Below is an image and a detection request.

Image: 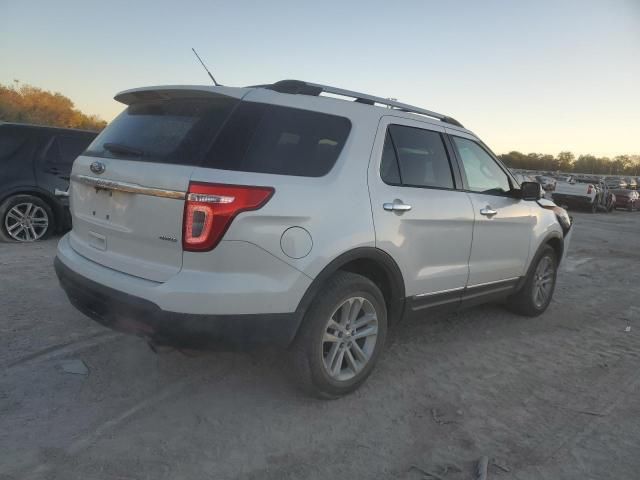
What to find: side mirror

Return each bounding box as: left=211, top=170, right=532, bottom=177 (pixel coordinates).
left=520, top=181, right=541, bottom=201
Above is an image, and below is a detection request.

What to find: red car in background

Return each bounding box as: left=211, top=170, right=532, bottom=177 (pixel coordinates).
left=612, top=189, right=639, bottom=211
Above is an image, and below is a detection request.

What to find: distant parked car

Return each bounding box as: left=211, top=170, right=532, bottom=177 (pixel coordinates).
left=535, top=175, right=556, bottom=191
left=0, top=123, right=98, bottom=242
left=624, top=177, right=637, bottom=190
left=555, top=175, right=575, bottom=184
left=553, top=177, right=614, bottom=213
left=606, top=177, right=628, bottom=189
left=611, top=189, right=639, bottom=211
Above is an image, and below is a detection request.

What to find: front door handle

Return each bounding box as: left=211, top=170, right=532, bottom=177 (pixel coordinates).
left=383, top=201, right=412, bottom=212
left=480, top=206, right=498, bottom=217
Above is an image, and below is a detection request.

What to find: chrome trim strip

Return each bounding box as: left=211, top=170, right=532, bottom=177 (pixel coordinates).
left=414, top=277, right=520, bottom=298
left=466, top=277, right=520, bottom=289
left=414, top=286, right=465, bottom=298
left=72, top=174, right=186, bottom=200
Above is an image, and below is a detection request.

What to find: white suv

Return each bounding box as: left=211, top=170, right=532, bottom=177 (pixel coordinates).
left=55, top=80, right=573, bottom=398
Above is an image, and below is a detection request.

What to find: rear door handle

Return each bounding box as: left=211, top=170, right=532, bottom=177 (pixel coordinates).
left=383, top=201, right=412, bottom=212
left=480, top=206, right=498, bottom=217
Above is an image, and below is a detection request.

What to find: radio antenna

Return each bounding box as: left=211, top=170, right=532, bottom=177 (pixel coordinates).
left=191, top=48, right=221, bottom=86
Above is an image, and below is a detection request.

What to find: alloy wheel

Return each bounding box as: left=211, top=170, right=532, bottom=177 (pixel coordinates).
left=321, top=296, right=378, bottom=381
left=4, top=202, right=49, bottom=241
left=532, top=256, right=555, bottom=309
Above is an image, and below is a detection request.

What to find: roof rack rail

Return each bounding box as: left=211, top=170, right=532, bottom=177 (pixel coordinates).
left=254, top=80, right=464, bottom=128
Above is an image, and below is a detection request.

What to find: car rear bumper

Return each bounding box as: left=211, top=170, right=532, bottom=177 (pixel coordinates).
left=54, top=257, right=302, bottom=348
left=54, top=230, right=310, bottom=348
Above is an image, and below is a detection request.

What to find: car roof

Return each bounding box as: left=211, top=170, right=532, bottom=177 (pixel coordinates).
left=114, top=84, right=477, bottom=138
left=0, top=122, right=99, bottom=135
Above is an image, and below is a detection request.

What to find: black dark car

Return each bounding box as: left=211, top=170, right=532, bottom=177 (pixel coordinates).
left=0, top=122, right=98, bottom=242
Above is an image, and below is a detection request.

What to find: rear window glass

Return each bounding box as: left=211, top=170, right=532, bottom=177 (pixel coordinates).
left=204, top=102, right=351, bottom=177
left=85, top=97, right=239, bottom=165
left=85, top=97, right=351, bottom=176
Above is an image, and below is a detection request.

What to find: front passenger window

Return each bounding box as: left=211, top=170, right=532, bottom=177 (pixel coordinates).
left=452, top=136, right=511, bottom=194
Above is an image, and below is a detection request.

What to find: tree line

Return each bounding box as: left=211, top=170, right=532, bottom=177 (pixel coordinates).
left=0, top=81, right=106, bottom=131
left=498, top=151, right=640, bottom=176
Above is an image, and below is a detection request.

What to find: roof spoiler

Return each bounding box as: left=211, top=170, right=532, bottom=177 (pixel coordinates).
left=114, top=85, right=249, bottom=105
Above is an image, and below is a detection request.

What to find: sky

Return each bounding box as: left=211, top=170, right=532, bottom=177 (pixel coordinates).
left=1, top=0, right=639, bottom=157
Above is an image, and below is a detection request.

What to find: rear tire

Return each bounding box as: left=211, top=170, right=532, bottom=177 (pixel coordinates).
left=0, top=195, right=55, bottom=242
left=507, top=245, right=558, bottom=317
left=290, top=271, right=387, bottom=399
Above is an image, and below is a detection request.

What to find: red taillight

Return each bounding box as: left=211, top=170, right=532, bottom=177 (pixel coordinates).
left=587, top=185, right=593, bottom=194
left=182, top=182, right=274, bottom=252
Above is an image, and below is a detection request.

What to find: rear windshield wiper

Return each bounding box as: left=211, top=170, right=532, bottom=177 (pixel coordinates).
left=103, top=142, right=144, bottom=157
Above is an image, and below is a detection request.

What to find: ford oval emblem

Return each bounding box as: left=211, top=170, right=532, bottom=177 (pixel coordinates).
left=90, top=161, right=106, bottom=174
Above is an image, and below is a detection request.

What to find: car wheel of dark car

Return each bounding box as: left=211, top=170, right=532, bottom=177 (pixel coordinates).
left=0, top=194, right=55, bottom=242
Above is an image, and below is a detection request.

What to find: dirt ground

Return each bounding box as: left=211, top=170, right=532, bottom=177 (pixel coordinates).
left=1, top=211, right=639, bottom=480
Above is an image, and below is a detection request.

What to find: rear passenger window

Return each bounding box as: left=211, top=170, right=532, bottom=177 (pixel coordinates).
left=380, top=132, right=401, bottom=184
left=381, top=125, right=454, bottom=189
left=53, top=135, right=95, bottom=165
left=205, top=103, right=351, bottom=177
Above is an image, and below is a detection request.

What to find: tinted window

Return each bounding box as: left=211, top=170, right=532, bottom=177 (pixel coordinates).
left=0, top=127, right=29, bottom=160
left=205, top=103, right=351, bottom=177
left=380, top=131, right=401, bottom=184
left=85, top=97, right=238, bottom=165
left=452, top=136, right=511, bottom=194
left=47, top=135, right=95, bottom=165
left=384, top=125, right=454, bottom=189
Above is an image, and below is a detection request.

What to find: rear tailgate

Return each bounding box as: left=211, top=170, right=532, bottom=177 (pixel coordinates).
left=67, top=87, right=245, bottom=282
left=554, top=182, right=593, bottom=199
left=69, top=157, right=192, bottom=282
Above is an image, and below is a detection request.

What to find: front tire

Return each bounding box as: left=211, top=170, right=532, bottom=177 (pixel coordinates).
left=290, top=271, right=388, bottom=399
left=507, top=245, right=558, bottom=317
left=0, top=195, right=55, bottom=242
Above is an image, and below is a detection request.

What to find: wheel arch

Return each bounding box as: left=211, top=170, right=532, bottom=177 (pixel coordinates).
left=514, top=231, right=564, bottom=294
left=546, top=235, right=564, bottom=265
left=292, top=247, right=406, bottom=340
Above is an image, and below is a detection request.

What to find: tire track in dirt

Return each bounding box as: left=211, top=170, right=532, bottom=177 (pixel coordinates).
left=514, top=356, right=640, bottom=478
left=18, top=355, right=238, bottom=480
left=5, top=331, right=121, bottom=369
